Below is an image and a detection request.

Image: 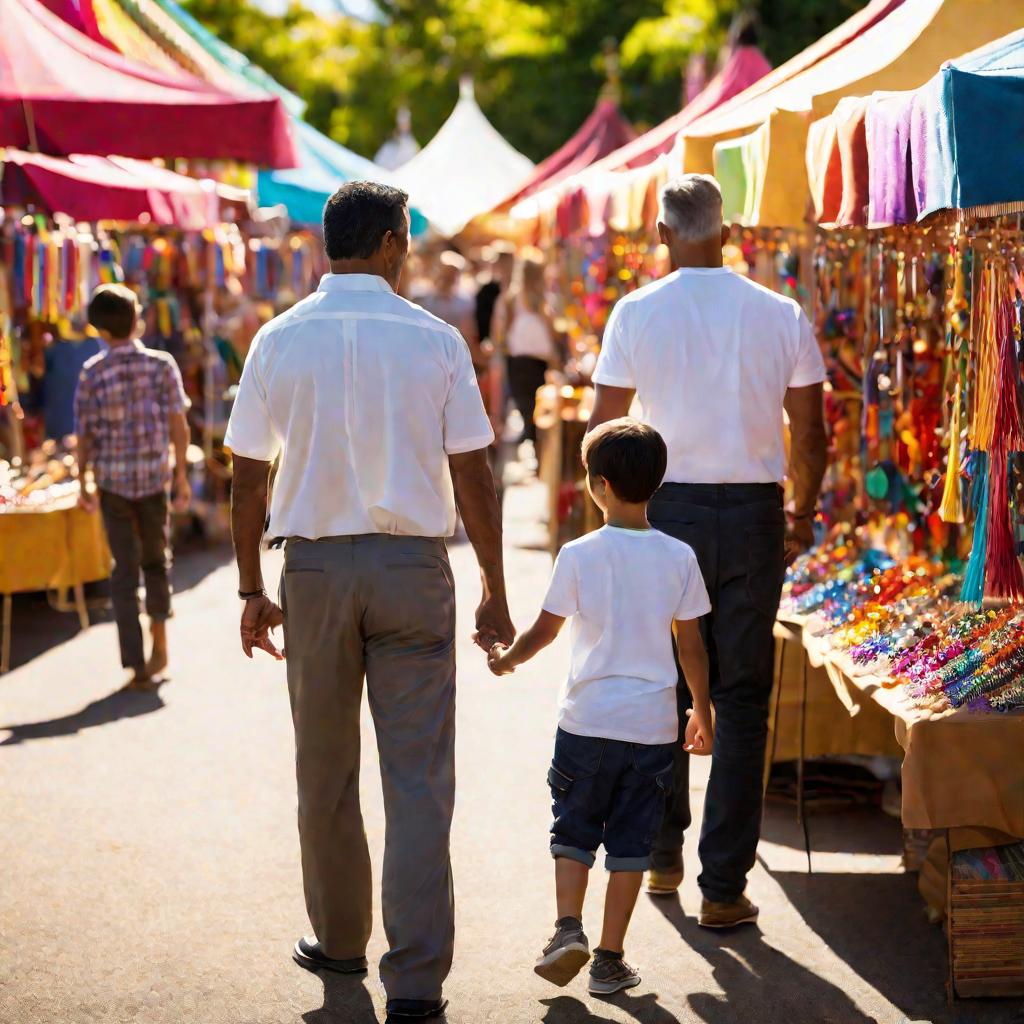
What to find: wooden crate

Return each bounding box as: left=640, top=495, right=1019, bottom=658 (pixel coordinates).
left=949, top=877, right=1024, bottom=997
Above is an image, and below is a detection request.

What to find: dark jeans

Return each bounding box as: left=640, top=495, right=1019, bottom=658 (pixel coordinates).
left=507, top=355, right=548, bottom=443
left=548, top=728, right=674, bottom=872
left=99, top=490, right=172, bottom=670
left=648, top=482, right=785, bottom=902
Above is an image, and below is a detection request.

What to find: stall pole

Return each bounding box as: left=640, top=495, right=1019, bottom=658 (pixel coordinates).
left=202, top=277, right=215, bottom=461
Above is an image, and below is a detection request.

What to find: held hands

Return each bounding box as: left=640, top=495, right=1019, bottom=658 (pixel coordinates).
left=473, top=592, right=516, bottom=652
left=240, top=594, right=285, bottom=660
left=77, top=487, right=99, bottom=514
left=487, top=642, right=515, bottom=676
left=683, top=707, right=714, bottom=755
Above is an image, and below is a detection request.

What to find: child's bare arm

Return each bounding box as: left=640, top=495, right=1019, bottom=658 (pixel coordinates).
left=674, top=618, right=713, bottom=753
left=488, top=610, right=565, bottom=675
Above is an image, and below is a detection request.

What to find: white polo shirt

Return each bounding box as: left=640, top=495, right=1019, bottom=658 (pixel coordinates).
left=593, top=267, right=826, bottom=484
left=224, top=273, right=494, bottom=539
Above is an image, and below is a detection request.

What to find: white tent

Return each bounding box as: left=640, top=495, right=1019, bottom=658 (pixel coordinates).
left=393, top=78, right=534, bottom=236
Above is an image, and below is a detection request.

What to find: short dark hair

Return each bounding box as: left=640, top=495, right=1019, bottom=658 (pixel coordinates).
left=88, top=284, right=140, bottom=340
left=582, top=417, right=668, bottom=504
left=322, top=181, right=409, bottom=260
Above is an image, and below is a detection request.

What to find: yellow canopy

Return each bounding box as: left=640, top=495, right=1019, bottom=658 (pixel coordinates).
left=679, top=0, right=1022, bottom=226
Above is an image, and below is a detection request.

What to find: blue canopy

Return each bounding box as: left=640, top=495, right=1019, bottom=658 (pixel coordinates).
left=258, top=119, right=427, bottom=232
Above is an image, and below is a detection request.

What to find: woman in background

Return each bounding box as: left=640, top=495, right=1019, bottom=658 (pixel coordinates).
left=495, top=250, right=557, bottom=446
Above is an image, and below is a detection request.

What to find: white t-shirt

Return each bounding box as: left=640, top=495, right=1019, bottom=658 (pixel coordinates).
left=542, top=526, right=711, bottom=745
left=224, top=273, right=494, bottom=539
left=593, top=267, right=826, bottom=484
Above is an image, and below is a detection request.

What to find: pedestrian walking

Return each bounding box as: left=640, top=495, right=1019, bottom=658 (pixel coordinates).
left=74, top=284, right=191, bottom=688
left=493, top=250, right=557, bottom=446
left=225, top=182, right=513, bottom=1024
left=587, top=174, right=827, bottom=927
left=488, top=418, right=712, bottom=995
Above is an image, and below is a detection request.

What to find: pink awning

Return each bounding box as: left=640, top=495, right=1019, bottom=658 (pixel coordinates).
left=1, top=148, right=235, bottom=227
left=0, top=0, right=296, bottom=168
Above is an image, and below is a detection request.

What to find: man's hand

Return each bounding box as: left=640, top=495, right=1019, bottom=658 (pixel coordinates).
left=173, top=472, right=192, bottom=515
left=785, top=515, right=815, bottom=565
left=487, top=642, right=515, bottom=676
left=77, top=487, right=98, bottom=514
left=683, top=707, right=713, bottom=755
left=473, top=593, right=515, bottom=651
left=240, top=594, right=285, bottom=660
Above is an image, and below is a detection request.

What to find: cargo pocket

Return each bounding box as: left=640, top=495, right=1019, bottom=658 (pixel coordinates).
left=547, top=764, right=573, bottom=797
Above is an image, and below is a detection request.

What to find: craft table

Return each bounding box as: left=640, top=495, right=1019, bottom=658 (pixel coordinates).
left=0, top=497, right=111, bottom=673
left=774, top=616, right=1024, bottom=998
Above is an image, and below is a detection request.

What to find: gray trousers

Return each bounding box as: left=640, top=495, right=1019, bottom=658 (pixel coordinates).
left=280, top=534, right=457, bottom=1002
left=99, top=489, right=172, bottom=670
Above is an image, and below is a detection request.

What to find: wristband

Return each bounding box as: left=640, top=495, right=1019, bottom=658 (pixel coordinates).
left=238, top=588, right=266, bottom=601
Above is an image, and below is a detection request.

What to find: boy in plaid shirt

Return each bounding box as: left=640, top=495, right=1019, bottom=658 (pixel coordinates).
left=74, top=285, right=191, bottom=687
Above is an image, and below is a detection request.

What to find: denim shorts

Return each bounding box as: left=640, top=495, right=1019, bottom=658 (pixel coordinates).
left=547, top=727, right=675, bottom=872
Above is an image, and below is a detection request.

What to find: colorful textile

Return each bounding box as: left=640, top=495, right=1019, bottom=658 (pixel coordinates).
left=73, top=341, right=189, bottom=500
left=866, top=92, right=916, bottom=225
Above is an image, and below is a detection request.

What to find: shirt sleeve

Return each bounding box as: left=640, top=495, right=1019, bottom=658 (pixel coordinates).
left=442, top=331, right=495, bottom=455
left=224, top=331, right=281, bottom=462
left=164, top=355, right=190, bottom=414
left=73, top=370, right=96, bottom=438
left=674, top=544, right=712, bottom=621
left=789, top=307, right=827, bottom=388
left=542, top=548, right=578, bottom=618
left=592, top=300, right=635, bottom=388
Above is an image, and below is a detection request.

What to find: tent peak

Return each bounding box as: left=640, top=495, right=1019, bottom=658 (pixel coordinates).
left=459, top=75, right=475, bottom=101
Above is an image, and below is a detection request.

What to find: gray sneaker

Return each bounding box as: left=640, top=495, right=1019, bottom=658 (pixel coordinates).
left=534, top=917, right=590, bottom=986
left=588, top=952, right=640, bottom=995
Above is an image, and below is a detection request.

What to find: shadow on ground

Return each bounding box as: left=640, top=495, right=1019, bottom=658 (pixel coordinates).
left=301, top=972, right=377, bottom=1024
left=0, top=683, right=165, bottom=745
left=5, top=542, right=232, bottom=673
left=762, top=800, right=905, bottom=857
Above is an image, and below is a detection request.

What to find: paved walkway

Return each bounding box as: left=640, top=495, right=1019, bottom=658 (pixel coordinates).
left=1, top=483, right=1016, bottom=1024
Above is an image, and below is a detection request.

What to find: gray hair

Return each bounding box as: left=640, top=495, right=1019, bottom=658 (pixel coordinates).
left=659, top=174, right=723, bottom=242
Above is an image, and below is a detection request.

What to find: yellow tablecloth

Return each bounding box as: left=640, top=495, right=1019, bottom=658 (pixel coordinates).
left=0, top=504, right=111, bottom=594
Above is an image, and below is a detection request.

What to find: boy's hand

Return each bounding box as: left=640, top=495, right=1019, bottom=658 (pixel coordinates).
left=173, top=472, right=192, bottom=515
left=77, top=488, right=98, bottom=514
left=487, top=642, right=515, bottom=676
left=683, top=707, right=713, bottom=755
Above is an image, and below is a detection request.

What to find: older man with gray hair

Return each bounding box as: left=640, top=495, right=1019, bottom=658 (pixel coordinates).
left=588, top=173, right=827, bottom=928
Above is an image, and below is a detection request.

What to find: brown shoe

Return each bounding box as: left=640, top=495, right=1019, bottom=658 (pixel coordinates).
left=699, top=894, right=759, bottom=929
left=646, top=867, right=684, bottom=895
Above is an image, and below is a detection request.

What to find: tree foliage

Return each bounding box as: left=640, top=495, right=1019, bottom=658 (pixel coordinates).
left=183, top=0, right=856, bottom=163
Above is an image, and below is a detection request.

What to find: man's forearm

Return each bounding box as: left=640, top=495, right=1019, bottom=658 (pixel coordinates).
left=231, top=456, right=271, bottom=593
left=586, top=384, right=634, bottom=434
left=450, top=450, right=505, bottom=597
left=76, top=435, right=93, bottom=486
left=785, top=385, right=827, bottom=518
left=170, top=412, right=190, bottom=480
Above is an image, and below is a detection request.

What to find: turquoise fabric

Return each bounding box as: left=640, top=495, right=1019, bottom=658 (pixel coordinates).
left=258, top=120, right=427, bottom=232
left=915, top=29, right=1024, bottom=217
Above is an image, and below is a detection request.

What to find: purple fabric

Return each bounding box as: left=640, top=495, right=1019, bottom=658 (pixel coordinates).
left=867, top=93, right=915, bottom=226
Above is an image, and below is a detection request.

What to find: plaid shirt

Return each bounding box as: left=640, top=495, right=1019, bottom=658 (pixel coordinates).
left=74, top=341, right=189, bottom=500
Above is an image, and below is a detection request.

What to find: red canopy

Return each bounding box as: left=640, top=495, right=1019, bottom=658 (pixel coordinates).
left=587, top=45, right=773, bottom=175
left=503, top=98, right=635, bottom=207
left=0, top=0, right=296, bottom=168
left=1, top=149, right=246, bottom=227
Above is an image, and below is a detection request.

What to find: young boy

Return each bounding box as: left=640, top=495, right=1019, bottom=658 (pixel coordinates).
left=74, top=284, right=191, bottom=687
left=488, top=417, right=713, bottom=995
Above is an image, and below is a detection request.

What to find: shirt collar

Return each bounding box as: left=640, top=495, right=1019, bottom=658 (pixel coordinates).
left=318, top=273, right=394, bottom=295
left=672, top=267, right=731, bottom=276
left=106, top=339, right=145, bottom=355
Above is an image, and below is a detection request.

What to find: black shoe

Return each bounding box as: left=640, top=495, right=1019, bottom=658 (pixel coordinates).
left=292, top=936, right=368, bottom=975
left=385, top=998, right=448, bottom=1021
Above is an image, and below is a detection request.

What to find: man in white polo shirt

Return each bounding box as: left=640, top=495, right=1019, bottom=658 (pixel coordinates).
left=225, top=182, right=512, bottom=1024
left=588, top=174, right=827, bottom=929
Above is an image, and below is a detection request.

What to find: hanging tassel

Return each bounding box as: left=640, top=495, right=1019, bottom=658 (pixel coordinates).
left=983, top=298, right=1024, bottom=599
left=961, top=451, right=989, bottom=605
left=940, top=382, right=965, bottom=522
left=985, top=442, right=1024, bottom=599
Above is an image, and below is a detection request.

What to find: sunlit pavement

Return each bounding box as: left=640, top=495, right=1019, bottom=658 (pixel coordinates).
left=0, top=480, right=1014, bottom=1024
